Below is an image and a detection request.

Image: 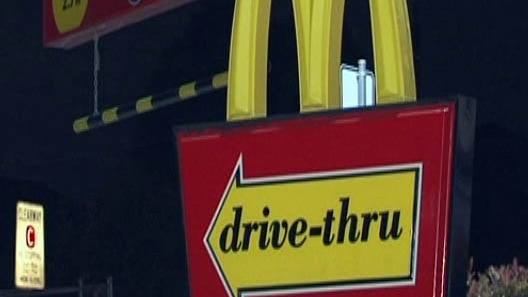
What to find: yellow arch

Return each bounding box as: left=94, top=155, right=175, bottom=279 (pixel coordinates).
left=370, top=0, right=416, bottom=104
left=227, top=0, right=416, bottom=121
left=227, top=0, right=271, bottom=121
left=293, top=0, right=345, bottom=112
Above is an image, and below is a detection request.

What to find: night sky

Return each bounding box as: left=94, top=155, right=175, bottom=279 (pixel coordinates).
left=1, top=1, right=528, bottom=297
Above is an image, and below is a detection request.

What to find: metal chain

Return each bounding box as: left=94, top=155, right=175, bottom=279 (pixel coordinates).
left=93, top=34, right=100, bottom=116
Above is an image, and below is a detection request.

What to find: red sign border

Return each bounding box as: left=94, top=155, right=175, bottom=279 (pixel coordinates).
left=174, top=96, right=476, bottom=297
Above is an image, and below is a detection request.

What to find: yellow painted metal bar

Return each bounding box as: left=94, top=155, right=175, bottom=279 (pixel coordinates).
left=73, top=116, right=89, bottom=133
left=179, top=82, right=198, bottom=100
left=293, top=0, right=345, bottom=112
left=227, top=0, right=271, bottom=121
left=136, top=96, right=154, bottom=114
left=370, top=0, right=416, bottom=104
left=101, top=107, right=119, bottom=124
left=212, top=72, right=228, bottom=89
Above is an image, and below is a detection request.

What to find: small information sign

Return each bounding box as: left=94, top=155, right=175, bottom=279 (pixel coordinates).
left=15, top=201, right=45, bottom=290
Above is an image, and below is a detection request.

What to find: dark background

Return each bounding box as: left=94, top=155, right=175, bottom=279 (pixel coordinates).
left=1, top=1, right=527, bottom=297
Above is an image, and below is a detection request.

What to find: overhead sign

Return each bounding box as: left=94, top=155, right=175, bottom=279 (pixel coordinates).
left=43, top=0, right=198, bottom=48
left=176, top=98, right=476, bottom=297
left=15, top=201, right=45, bottom=289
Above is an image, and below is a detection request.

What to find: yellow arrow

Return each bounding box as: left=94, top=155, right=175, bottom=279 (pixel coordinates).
left=206, top=157, right=422, bottom=297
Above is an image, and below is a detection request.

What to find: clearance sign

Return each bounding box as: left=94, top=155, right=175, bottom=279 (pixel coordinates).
left=176, top=98, right=476, bottom=297
left=15, top=201, right=45, bottom=289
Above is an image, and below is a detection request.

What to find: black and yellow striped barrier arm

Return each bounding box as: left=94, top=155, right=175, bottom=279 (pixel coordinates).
left=73, top=71, right=228, bottom=133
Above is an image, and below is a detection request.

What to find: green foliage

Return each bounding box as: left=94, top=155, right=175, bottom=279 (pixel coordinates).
left=467, top=259, right=528, bottom=297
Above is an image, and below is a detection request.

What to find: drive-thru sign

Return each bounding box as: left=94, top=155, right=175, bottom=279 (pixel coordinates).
left=207, top=160, right=421, bottom=296
left=175, top=98, right=475, bottom=297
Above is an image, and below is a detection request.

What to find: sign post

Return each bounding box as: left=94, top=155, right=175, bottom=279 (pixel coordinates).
left=175, top=97, right=476, bottom=297
left=15, top=201, right=45, bottom=290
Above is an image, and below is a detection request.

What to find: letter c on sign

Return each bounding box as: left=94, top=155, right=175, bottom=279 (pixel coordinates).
left=26, top=226, right=36, bottom=248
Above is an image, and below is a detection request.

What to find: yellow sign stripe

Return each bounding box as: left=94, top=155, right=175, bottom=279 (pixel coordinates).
left=136, top=95, right=154, bottom=113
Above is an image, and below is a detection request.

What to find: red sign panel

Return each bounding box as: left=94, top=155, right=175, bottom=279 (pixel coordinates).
left=175, top=98, right=475, bottom=297
left=43, top=0, right=197, bottom=48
